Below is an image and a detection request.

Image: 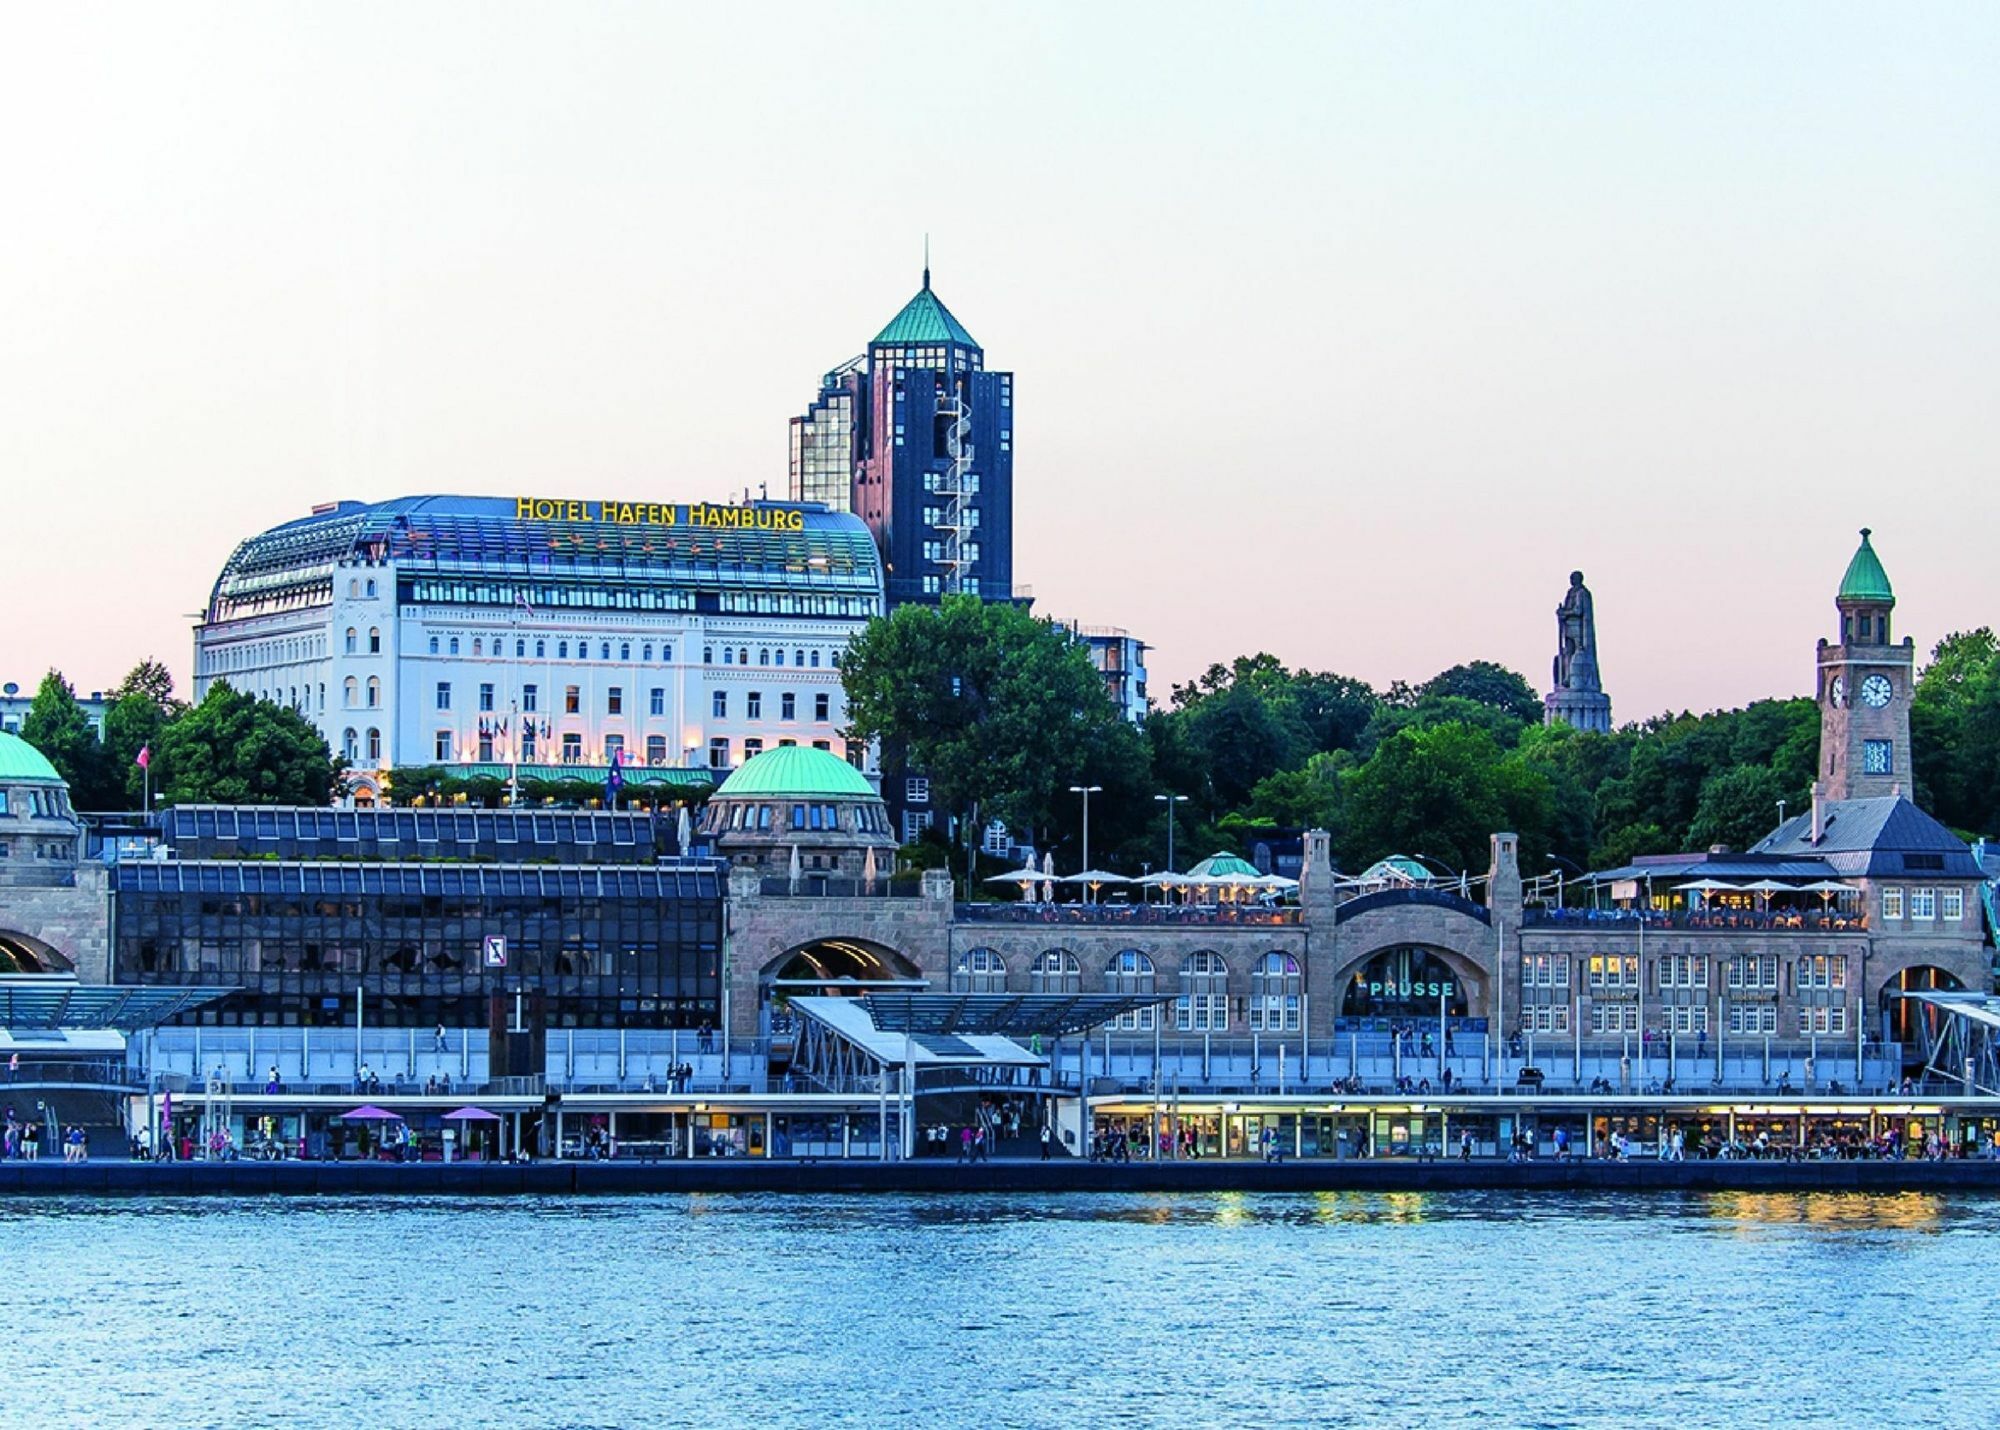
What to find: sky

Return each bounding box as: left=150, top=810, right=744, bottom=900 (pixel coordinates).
left=2, top=3, right=1995, bottom=719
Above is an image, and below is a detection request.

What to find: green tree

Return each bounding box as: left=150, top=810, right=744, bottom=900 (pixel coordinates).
left=1686, top=765, right=1791, bottom=852
left=156, top=682, right=341, bottom=806
left=112, top=657, right=180, bottom=707
left=1338, top=721, right=1554, bottom=874
left=1414, top=660, right=1543, bottom=725
left=841, top=597, right=1150, bottom=869
left=19, top=670, right=116, bottom=807
left=1913, top=629, right=2000, bottom=834
left=98, top=656, right=187, bottom=806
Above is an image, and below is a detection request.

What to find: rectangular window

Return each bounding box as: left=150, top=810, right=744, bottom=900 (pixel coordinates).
left=564, top=686, right=581, bottom=715
left=1829, top=1005, right=1847, bottom=1034
left=815, top=693, right=830, bottom=722
left=708, top=737, right=730, bottom=769
left=743, top=737, right=763, bottom=759
left=1942, top=888, right=1965, bottom=921
left=607, top=687, right=624, bottom=716
left=781, top=692, right=796, bottom=721
left=1882, top=886, right=1903, bottom=920
left=434, top=730, right=453, bottom=761
left=435, top=682, right=451, bottom=711
left=902, top=809, right=934, bottom=843
left=479, top=683, right=495, bottom=712
left=905, top=777, right=930, bottom=804
left=650, top=688, right=666, bottom=717
left=522, top=684, right=538, bottom=713
left=561, top=732, right=582, bottom=763
left=712, top=690, right=727, bottom=719
left=1909, top=887, right=1936, bottom=921
left=747, top=692, right=763, bottom=720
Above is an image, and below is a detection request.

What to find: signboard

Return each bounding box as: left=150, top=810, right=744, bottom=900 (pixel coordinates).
left=514, top=497, right=805, bottom=532
left=1610, top=879, right=1639, bottom=902
left=483, top=935, right=508, bottom=969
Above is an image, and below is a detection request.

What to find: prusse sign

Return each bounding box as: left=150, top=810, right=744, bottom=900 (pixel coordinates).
left=514, top=497, right=805, bottom=532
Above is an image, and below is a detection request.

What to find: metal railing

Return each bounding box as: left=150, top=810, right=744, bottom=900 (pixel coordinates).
left=756, top=878, right=926, bottom=899
left=955, top=904, right=1303, bottom=926
left=1523, top=907, right=1869, bottom=933
left=0, top=1060, right=138, bottom=1089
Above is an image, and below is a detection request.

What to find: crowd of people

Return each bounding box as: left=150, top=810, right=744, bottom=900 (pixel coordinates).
left=1, top=1103, right=90, bottom=1161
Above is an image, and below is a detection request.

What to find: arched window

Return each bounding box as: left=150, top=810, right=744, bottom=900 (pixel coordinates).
left=449, top=637, right=460, bottom=656
left=642, top=643, right=653, bottom=662
left=366, top=676, right=380, bottom=709
left=366, top=728, right=381, bottom=762
left=473, top=639, right=483, bottom=657
left=951, top=948, right=1008, bottom=994
left=810, top=650, right=820, bottom=668
left=1029, top=949, right=1082, bottom=995
left=368, top=627, right=381, bottom=654
left=341, top=728, right=358, bottom=761
left=365, top=578, right=377, bottom=598
left=620, top=643, right=631, bottom=661
left=1107, top=949, right=1157, bottom=1030
left=739, top=648, right=748, bottom=666
left=1250, top=951, right=1302, bottom=1032
left=429, top=637, right=439, bottom=655
left=794, top=649, right=805, bottom=667
left=535, top=641, right=545, bottom=659
left=600, top=642, right=610, bottom=661
left=342, top=677, right=358, bottom=708
left=1177, top=951, right=1229, bottom=1032
left=344, top=628, right=357, bottom=655
left=759, top=649, right=770, bottom=666
left=723, top=648, right=733, bottom=665
left=558, top=641, right=569, bottom=659
left=515, top=640, right=525, bottom=658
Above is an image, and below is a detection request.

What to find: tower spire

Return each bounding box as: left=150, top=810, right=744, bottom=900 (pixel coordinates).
left=923, top=233, right=930, bottom=291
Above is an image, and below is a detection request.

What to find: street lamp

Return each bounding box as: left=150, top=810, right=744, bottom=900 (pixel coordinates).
left=1068, top=785, right=1103, bottom=898
left=1154, top=792, right=1188, bottom=874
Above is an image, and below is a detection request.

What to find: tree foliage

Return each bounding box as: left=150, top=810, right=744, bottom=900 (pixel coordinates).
left=20, top=670, right=117, bottom=807
left=155, top=682, right=343, bottom=806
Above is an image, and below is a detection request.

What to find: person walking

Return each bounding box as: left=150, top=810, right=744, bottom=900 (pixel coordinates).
left=433, top=1024, right=448, bottom=1054
left=1458, top=1128, right=1473, bottom=1160
left=1039, top=1122, right=1052, bottom=1161
left=959, top=1125, right=973, bottom=1163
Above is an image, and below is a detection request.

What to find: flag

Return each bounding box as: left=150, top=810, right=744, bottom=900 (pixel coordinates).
left=515, top=593, right=535, bottom=616
left=135, top=745, right=151, bottom=769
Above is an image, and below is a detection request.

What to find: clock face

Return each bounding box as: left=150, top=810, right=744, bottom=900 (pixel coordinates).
left=1829, top=675, right=1845, bottom=708
left=1861, top=674, right=1893, bottom=709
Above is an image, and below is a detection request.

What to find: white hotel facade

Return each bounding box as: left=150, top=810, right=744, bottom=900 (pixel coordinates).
left=193, top=495, right=882, bottom=803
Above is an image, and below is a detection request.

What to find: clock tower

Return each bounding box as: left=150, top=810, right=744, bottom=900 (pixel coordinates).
left=1816, top=528, right=1914, bottom=801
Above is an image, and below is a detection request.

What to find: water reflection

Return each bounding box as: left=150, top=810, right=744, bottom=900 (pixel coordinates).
left=4, top=1192, right=1998, bottom=1428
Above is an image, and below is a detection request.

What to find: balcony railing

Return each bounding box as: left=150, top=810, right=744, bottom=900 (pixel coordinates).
left=1524, top=907, right=1869, bottom=933
left=757, top=878, right=926, bottom=899
left=954, top=903, right=1303, bottom=926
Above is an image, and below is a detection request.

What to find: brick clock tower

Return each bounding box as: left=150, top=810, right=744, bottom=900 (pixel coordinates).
left=1816, top=529, right=1914, bottom=801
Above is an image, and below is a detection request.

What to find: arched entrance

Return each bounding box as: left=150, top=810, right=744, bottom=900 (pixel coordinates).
left=0, top=931, right=74, bottom=975
left=760, top=938, right=923, bottom=1068
left=1883, top=965, right=1965, bottom=1054
left=1339, top=946, right=1473, bottom=1020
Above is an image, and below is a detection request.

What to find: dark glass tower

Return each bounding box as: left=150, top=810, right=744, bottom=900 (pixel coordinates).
left=790, top=268, right=1015, bottom=607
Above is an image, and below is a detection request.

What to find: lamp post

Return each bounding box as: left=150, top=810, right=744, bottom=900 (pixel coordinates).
left=1069, top=784, right=1103, bottom=899
left=1154, top=792, right=1188, bottom=874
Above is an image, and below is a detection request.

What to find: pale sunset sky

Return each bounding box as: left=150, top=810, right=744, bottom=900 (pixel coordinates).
left=2, top=4, right=1994, bottom=716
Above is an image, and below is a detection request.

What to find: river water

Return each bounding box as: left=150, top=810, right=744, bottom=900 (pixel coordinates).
left=5, top=1190, right=1989, bottom=1428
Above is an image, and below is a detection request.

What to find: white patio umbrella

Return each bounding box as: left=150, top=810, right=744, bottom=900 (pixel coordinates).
left=1741, top=879, right=1791, bottom=909
left=676, top=803, right=693, bottom=852
left=788, top=843, right=802, bottom=893
left=1041, top=850, right=1056, bottom=904
left=863, top=845, right=879, bottom=890
left=1673, top=879, right=1738, bottom=892
left=1059, top=869, right=1129, bottom=904
left=985, top=868, right=1042, bottom=901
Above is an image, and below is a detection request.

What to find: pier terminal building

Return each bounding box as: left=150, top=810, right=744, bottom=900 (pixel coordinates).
left=1, top=535, right=1996, bottom=1160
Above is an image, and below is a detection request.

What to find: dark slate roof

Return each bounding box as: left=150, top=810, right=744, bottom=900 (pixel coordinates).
left=1748, top=796, right=1984, bottom=879
left=1586, top=854, right=1838, bottom=884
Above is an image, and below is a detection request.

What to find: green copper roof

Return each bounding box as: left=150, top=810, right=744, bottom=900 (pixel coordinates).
left=871, top=276, right=979, bottom=348
left=0, top=731, right=64, bottom=784
left=1185, top=851, right=1260, bottom=880
left=1837, top=528, right=1895, bottom=605
left=713, top=746, right=879, bottom=802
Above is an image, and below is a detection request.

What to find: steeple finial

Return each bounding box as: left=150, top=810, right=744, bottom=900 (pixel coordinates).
left=923, top=233, right=930, bottom=290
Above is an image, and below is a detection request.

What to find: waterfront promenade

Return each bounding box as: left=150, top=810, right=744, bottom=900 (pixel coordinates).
left=6, top=1155, right=2000, bottom=1197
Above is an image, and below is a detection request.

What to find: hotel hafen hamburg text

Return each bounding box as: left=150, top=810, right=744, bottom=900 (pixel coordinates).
left=5, top=530, right=1994, bottom=1116
left=192, top=495, right=882, bottom=803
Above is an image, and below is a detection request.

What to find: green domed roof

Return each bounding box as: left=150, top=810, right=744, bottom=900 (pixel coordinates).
left=713, top=746, right=879, bottom=801
left=1837, top=528, right=1894, bottom=605
left=0, top=731, right=64, bottom=783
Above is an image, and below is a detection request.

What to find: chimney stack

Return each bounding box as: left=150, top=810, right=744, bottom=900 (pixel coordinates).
left=1810, top=782, right=1825, bottom=844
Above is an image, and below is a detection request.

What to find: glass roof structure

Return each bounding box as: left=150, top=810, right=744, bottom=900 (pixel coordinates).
left=860, top=992, right=1180, bottom=1040
left=0, top=978, right=237, bottom=1031
left=207, top=495, right=883, bottom=620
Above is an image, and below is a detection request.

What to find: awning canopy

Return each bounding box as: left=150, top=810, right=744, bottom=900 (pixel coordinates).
left=0, top=977, right=238, bottom=1032
left=860, top=992, right=1180, bottom=1040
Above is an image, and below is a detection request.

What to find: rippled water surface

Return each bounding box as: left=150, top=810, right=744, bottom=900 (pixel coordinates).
left=5, top=1190, right=1992, bottom=1428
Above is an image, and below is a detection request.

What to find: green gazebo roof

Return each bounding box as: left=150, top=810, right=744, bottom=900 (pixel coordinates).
left=713, top=746, right=879, bottom=801
left=1185, top=851, right=1260, bottom=880
left=871, top=277, right=979, bottom=348
left=0, top=732, right=63, bottom=784
left=1837, top=528, right=1894, bottom=605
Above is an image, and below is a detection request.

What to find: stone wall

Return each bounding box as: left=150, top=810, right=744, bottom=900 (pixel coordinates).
left=0, top=865, right=111, bottom=981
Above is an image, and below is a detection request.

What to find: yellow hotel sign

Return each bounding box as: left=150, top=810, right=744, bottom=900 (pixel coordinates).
left=514, top=497, right=805, bottom=532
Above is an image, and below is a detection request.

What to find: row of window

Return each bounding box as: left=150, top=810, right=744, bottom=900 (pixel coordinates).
left=711, top=691, right=832, bottom=722
left=1881, top=887, right=1965, bottom=921
left=1549, top=1004, right=1857, bottom=1038
left=416, top=636, right=844, bottom=670
left=947, top=950, right=1303, bottom=1033
left=426, top=731, right=845, bottom=767
left=1530, top=953, right=1857, bottom=994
